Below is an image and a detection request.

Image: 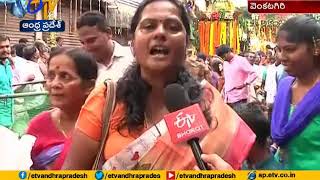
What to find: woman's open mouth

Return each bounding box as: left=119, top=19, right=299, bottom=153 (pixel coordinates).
left=150, top=45, right=170, bottom=59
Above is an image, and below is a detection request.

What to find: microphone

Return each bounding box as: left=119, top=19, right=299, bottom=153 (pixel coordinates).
left=164, top=83, right=210, bottom=170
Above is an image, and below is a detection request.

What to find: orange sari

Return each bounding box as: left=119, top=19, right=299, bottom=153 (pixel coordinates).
left=76, top=82, right=256, bottom=170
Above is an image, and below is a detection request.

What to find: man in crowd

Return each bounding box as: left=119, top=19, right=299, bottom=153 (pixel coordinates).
left=216, top=45, right=257, bottom=108
left=18, top=38, right=28, bottom=44
left=76, top=11, right=133, bottom=85
left=246, top=52, right=256, bottom=66
left=0, top=34, right=14, bottom=128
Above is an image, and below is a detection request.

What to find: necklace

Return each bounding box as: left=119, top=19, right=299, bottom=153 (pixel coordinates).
left=57, top=117, right=67, bottom=137
left=54, top=109, right=68, bottom=138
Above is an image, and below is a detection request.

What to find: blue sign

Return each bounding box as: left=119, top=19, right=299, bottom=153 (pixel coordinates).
left=95, top=171, right=104, bottom=180
left=26, top=0, right=44, bottom=14
left=20, top=20, right=65, bottom=32
left=18, top=171, right=27, bottom=179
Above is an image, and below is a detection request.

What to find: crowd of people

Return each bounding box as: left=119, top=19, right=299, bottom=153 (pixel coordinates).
left=0, top=0, right=319, bottom=171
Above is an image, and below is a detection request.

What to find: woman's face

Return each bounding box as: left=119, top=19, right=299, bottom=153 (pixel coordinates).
left=46, top=54, right=89, bottom=110
left=132, top=1, right=187, bottom=75
left=276, top=31, right=315, bottom=76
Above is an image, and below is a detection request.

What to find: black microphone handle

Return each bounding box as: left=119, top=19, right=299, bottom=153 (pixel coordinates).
left=187, top=138, right=209, bottom=170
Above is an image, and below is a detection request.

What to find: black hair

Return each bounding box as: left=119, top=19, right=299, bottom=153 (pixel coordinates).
left=18, top=38, right=28, bottom=44
left=48, top=47, right=98, bottom=81
left=277, top=15, right=320, bottom=46
left=22, top=45, right=37, bottom=61
left=56, top=37, right=62, bottom=42
left=197, top=52, right=207, bottom=62
left=129, top=0, right=191, bottom=38
left=0, top=34, right=10, bottom=42
left=76, top=11, right=111, bottom=33
left=233, top=102, right=270, bottom=146
left=34, top=40, right=49, bottom=54
left=216, top=44, right=231, bottom=57
left=238, top=52, right=245, bottom=57
left=117, top=63, right=212, bottom=133
left=210, top=58, right=223, bottom=76
left=256, top=51, right=266, bottom=57
left=14, top=43, right=27, bottom=57
left=51, top=46, right=60, bottom=53
left=11, top=45, right=16, bottom=56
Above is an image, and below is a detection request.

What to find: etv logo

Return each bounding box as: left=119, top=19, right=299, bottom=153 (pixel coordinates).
left=166, top=171, right=175, bottom=180
left=174, top=111, right=195, bottom=129
left=26, top=0, right=59, bottom=14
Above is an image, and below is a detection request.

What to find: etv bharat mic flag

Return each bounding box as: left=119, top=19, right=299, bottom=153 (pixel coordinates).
left=102, top=83, right=255, bottom=170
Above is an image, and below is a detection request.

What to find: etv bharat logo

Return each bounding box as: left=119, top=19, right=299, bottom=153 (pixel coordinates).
left=26, top=0, right=59, bottom=14
left=174, top=112, right=195, bottom=129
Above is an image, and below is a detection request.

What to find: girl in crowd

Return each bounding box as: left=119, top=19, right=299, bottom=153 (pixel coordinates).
left=272, top=15, right=320, bottom=169
left=26, top=48, right=97, bottom=169
left=63, top=0, right=255, bottom=170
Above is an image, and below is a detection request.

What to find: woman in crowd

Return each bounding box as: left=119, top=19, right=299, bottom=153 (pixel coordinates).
left=272, top=15, right=320, bottom=169
left=209, top=56, right=224, bottom=92
left=26, top=48, right=97, bottom=169
left=63, top=0, right=255, bottom=170
left=34, top=40, right=50, bottom=77
left=18, top=44, right=48, bottom=120
left=185, top=58, right=212, bottom=87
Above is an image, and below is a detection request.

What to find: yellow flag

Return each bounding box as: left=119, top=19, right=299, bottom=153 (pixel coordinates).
left=220, top=21, right=227, bottom=45
left=229, top=21, right=234, bottom=52
left=209, top=22, right=215, bottom=56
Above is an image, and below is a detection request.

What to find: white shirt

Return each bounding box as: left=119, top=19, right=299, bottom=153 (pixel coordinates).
left=12, top=56, right=44, bottom=84
left=13, top=57, right=46, bottom=108
left=96, top=41, right=134, bottom=86
left=264, top=64, right=277, bottom=104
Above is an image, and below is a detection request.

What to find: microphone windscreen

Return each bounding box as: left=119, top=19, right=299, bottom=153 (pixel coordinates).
left=164, top=83, right=190, bottom=112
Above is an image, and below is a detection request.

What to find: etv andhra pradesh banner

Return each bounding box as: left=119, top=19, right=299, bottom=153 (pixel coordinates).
left=0, top=170, right=319, bottom=180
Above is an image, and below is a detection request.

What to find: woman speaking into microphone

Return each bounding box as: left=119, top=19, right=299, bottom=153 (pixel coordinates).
left=63, top=0, right=255, bottom=170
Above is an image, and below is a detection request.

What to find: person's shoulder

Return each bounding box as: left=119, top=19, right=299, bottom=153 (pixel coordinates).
left=13, top=56, right=27, bottom=63
left=113, top=41, right=134, bottom=59
left=90, top=82, right=108, bottom=98
left=233, top=55, right=243, bottom=60
left=26, top=60, right=39, bottom=67
left=277, top=76, right=294, bottom=89
left=26, top=111, right=51, bottom=133
left=3, top=58, right=11, bottom=66
left=237, top=55, right=250, bottom=64
left=82, top=82, right=109, bottom=112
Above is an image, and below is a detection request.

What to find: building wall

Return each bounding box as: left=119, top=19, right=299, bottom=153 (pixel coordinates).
left=0, top=5, right=35, bottom=45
